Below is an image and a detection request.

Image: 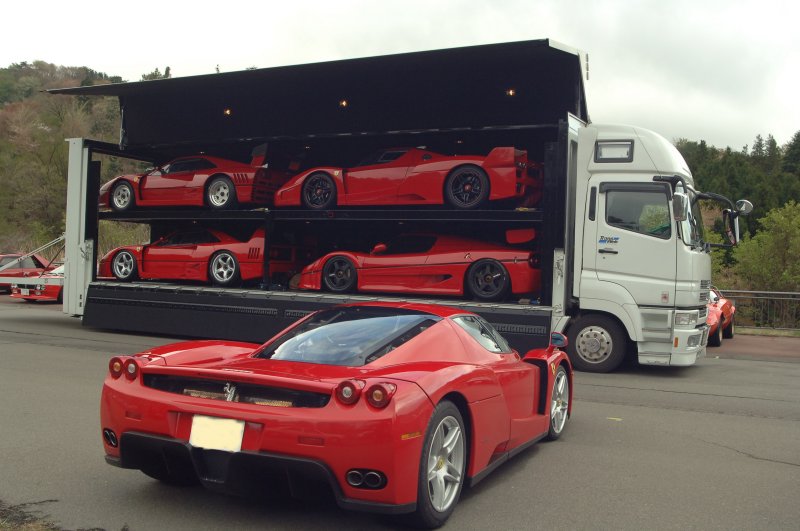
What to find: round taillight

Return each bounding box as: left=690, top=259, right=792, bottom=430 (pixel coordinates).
left=123, top=359, right=139, bottom=380
left=109, top=357, right=123, bottom=379
left=365, top=383, right=397, bottom=409
left=335, top=380, right=364, bottom=405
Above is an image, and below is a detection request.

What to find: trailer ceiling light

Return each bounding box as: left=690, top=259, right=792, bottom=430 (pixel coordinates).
left=223, top=108, right=232, bottom=116
left=505, top=88, right=516, bottom=96
left=596, top=140, right=634, bottom=162
left=339, top=99, right=348, bottom=108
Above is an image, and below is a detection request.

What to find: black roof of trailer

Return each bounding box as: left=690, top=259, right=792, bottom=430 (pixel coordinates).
left=49, top=39, right=588, bottom=158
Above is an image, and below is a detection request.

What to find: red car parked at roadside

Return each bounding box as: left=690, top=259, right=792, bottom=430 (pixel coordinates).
left=99, top=155, right=285, bottom=212
left=10, top=264, right=64, bottom=302
left=298, top=233, right=540, bottom=302
left=273, top=147, right=541, bottom=210
left=98, top=227, right=305, bottom=287
left=0, top=253, right=55, bottom=292
left=707, top=286, right=735, bottom=346
left=100, top=301, right=572, bottom=528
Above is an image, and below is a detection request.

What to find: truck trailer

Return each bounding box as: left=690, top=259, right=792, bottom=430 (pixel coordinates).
left=50, top=39, right=750, bottom=372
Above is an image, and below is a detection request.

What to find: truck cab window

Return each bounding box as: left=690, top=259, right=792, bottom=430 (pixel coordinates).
left=606, top=190, right=671, bottom=239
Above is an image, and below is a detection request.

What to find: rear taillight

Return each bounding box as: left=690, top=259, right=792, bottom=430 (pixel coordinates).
left=365, top=383, right=397, bottom=409
left=109, top=357, right=124, bottom=379
left=123, top=358, right=139, bottom=380
left=335, top=379, right=365, bottom=405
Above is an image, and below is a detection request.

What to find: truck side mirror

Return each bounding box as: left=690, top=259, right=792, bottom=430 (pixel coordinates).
left=723, top=209, right=740, bottom=245
left=672, top=192, right=688, bottom=222
left=736, top=199, right=753, bottom=215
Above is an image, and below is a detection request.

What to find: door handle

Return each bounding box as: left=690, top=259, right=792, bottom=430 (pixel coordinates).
left=599, top=248, right=618, bottom=254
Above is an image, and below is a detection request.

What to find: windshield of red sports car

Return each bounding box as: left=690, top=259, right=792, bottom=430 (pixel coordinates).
left=254, top=307, right=441, bottom=366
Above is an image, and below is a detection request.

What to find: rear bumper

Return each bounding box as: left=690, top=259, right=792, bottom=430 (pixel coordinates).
left=110, top=431, right=416, bottom=515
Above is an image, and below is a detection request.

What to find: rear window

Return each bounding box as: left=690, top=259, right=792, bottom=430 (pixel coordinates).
left=255, top=307, right=441, bottom=366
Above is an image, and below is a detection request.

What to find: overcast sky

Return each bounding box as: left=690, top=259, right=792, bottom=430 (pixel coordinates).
left=2, top=0, right=797, bottom=150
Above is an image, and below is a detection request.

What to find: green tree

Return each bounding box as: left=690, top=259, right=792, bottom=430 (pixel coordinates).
left=733, top=201, right=800, bottom=291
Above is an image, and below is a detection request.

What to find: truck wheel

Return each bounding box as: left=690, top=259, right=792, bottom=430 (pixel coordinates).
left=708, top=322, right=723, bottom=347
left=723, top=316, right=735, bottom=339
left=566, top=315, right=626, bottom=373
left=444, top=166, right=489, bottom=209
left=302, top=172, right=337, bottom=209
left=206, top=176, right=238, bottom=210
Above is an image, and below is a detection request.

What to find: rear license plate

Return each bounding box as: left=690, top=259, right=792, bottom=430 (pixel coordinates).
left=21, top=289, right=30, bottom=296
left=189, top=415, right=245, bottom=452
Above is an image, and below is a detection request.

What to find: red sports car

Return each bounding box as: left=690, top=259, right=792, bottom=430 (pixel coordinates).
left=273, top=147, right=541, bottom=210
left=98, top=227, right=305, bottom=287
left=298, top=233, right=540, bottom=302
left=99, top=155, right=286, bottom=212
left=707, top=287, right=735, bottom=347
left=0, top=253, right=55, bottom=292
left=10, top=264, right=64, bottom=302
left=101, top=302, right=572, bottom=528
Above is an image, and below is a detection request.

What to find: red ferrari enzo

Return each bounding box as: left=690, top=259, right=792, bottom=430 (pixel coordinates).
left=98, top=227, right=304, bottom=287
left=10, top=264, right=64, bottom=302
left=99, top=155, right=285, bottom=212
left=298, top=233, right=540, bottom=302
left=0, top=253, right=55, bottom=292
left=707, top=286, right=735, bottom=347
left=273, top=147, right=541, bottom=210
left=101, top=302, right=572, bottom=528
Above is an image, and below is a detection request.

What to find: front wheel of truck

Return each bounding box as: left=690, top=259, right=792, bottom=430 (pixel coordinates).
left=566, top=315, right=627, bottom=373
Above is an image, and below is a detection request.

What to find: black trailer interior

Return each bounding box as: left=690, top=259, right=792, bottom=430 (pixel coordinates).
left=50, top=39, right=587, bottom=349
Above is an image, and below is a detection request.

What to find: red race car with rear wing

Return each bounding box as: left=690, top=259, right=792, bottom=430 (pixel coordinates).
left=298, top=233, right=541, bottom=302
left=707, top=286, right=736, bottom=347
left=98, top=227, right=305, bottom=287
left=101, top=302, right=572, bottom=528
left=273, top=147, right=542, bottom=210
left=99, top=155, right=288, bottom=212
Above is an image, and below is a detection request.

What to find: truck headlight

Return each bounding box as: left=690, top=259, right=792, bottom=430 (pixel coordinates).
left=675, top=311, right=698, bottom=327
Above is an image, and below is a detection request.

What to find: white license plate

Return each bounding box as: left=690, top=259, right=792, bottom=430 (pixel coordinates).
left=189, top=415, right=245, bottom=452
left=20, top=289, right=30, bottom=296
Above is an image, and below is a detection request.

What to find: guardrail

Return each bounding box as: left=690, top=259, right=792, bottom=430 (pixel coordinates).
left=718, top=290, right=800, bottom=331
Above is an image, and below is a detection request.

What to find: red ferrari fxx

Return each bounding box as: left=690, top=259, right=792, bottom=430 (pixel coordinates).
left=10, top=264, right=64, bottom=302
left=298, top=233, right=540, bottom=302
left=99, top=155, right=286, bottom=212
left=0, top=253, right=55, bottom=291
left=101, top=302, right=572, bottom=528
left=707, top=287, right=735, bottom=347
left=98, top=227, right=305, bottom=287
left=273, top=147, right=541, bottom=210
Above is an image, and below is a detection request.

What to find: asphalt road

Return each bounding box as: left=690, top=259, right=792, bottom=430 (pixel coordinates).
left=1, top=297, right=798, bottom=530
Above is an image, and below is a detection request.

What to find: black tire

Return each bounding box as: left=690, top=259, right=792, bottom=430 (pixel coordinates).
left=444, top=166, right=489, bottom=209
left=566, top=315, right=627, bottom=373
left=208, top=251, right=241, bottom=287
left=302, top=172, right=337, bottom=210
left=407, top=400, right=466, bottom=529
left=465, top=259, right=509, bottom=302
left=546, top=365, right=570, bottom=441
left=110, top=181, right=135, bottom=212
left=708, top=321, right=723, bottom=347
left=206, top=175, right=238, bottom=210
left=723, top=315, right=735, bottom=339
left=321, top=256, right=357, bottom=293
left=112, top=250, right=138, bottom=281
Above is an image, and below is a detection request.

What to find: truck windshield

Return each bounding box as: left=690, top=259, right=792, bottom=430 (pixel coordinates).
left=680, top=189, right=706, bottom=248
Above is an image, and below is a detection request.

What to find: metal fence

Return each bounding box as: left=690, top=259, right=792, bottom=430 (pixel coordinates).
left=718, top=290, right=800, bottom=331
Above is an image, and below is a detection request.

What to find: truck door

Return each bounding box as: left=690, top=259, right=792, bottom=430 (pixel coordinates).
left=591, top=181, right=677, bottom=307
